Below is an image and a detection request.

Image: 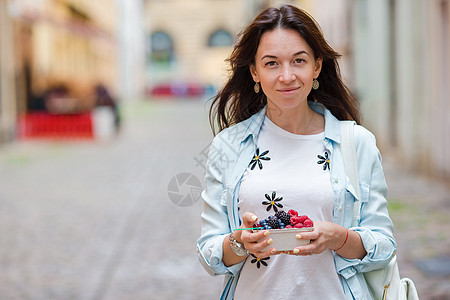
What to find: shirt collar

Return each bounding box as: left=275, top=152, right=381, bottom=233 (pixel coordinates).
left=240, top=106, right=266, bottom=144
left=240, top=101, right=342, bottom=144
left=309, top=101, right=341, bottom=143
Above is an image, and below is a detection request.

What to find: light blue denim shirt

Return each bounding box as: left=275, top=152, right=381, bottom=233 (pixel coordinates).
left=197, top=102, right=396, bottom=300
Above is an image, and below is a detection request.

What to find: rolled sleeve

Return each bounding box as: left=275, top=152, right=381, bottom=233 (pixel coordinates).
left=196, top=135, right=243, bottom=277
left=352, top=227, right=395, bottom=271
left=335, top=227, right=395, bottom=278
left=197, top=235, right=244, bottom=276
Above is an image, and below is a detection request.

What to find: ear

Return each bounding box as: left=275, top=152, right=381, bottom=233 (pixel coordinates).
left=249, top=64, right=259, bottom=82
left=313, top=57, right=323, bottom=78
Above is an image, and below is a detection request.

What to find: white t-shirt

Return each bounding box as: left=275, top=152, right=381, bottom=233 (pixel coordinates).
left=235, top=116, right=345, bottom=300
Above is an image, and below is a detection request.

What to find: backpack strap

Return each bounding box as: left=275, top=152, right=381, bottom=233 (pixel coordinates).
left=339, top=121, right=361, bottom=227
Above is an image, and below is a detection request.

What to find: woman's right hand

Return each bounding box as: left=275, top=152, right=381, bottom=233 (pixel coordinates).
left=235, top=212, right=277, bottom=258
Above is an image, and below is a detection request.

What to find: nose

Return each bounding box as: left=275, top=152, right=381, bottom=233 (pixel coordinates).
left=279, top=66, right=296, bottom=83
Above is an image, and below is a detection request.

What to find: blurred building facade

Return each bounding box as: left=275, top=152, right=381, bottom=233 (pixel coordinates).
left=312, top=0, right=449, bottom=181
left=0, top=0, right=118, bottom=143
left=144, top=0, right=249, bottom=89
left=348, top=0, right=450, bottom=181
left=0, top=0, right=18, bottom=142
left=116, top=0, right=146, bottom=102
left=143, top=0, right=312, bottom=89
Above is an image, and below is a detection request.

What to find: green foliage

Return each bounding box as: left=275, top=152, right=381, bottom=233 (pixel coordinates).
left=387, top=200, right=408, bottom=212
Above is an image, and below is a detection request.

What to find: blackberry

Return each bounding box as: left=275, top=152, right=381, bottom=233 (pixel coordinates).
left=275, top=210, right=291, bottom=226
left=274, top=210, right=284, bottom=218
left=267, top=216, right=280, bottom=229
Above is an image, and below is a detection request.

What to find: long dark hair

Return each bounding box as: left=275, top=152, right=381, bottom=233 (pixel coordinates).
left=209, top=4, right=360, bottom=135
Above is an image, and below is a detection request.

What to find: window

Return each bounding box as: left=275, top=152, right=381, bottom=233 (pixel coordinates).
left=208, top=29, right=233, bottom=47
left=149, top=31, right=173, bottom=64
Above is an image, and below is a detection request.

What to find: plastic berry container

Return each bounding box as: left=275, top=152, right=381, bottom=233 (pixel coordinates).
left=259, top=227, right=314, bottom=252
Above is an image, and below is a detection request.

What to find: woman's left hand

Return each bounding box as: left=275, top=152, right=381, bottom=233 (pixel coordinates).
left=285, top=221, right=346, bottom=256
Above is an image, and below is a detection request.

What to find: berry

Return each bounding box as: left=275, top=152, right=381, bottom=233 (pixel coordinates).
left=288, top=209, right=298, bottom=217
left=267, top=216, right=280, bottom=229
left=298, top=215, right=308, bottom=223
left=303, top=219, right=314, bottom=227
left=275, top=210, right=292, bottom=226
left=254, top=211, right=313, bottom=230
left=290, top=216, right=300, bottom=225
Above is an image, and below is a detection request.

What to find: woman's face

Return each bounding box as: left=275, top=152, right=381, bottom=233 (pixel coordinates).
left=250, top=28, right=322, bottom=112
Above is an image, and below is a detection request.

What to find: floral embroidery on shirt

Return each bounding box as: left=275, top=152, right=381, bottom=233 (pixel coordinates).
left=262, top=191, right=283, bottom=212
left=249, top=148, right=271, bottom=170
left=250, top=254, right=270, bottom=268
left=317, top=151, right=330, bottom=171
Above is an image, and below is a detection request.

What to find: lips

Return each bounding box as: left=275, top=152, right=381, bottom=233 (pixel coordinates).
left=278, top=87, right=300, bottom=94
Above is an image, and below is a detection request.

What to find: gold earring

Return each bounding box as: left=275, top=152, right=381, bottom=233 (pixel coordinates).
left=312, top=78, right=319, bottom=90
left=254, top=82, right=260, bottom=93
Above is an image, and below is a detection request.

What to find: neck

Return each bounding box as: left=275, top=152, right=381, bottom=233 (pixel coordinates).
left=265, top=103, right=323, bottom=135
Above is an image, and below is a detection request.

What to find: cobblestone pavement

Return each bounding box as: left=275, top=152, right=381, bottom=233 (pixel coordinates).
left=0, top=99, right=448, bottom=300
left=382, top=157, right=450, bottom=300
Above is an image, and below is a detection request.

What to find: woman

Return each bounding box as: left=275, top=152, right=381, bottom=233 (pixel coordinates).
left=197, top=4, right=396, bottom=299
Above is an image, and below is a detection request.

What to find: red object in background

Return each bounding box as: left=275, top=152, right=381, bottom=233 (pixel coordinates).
left=17, top=112, right=94, bottom=139
left=147, top=82, right=205, bottom=98
left=149, top=84, right=173, bottom=97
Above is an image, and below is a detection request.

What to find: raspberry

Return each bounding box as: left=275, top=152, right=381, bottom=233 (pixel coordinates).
left=294, top=223, right=304, bottom=228
left=290, top=216, right=300, bottom=225
left=275, top=210, right=291, bottom=226
left=303, top=219, right=314, bottom=227
left=285, top=225, right=293, bottom=228
left=298, top=215, right=308, bottom=223
left=288, top=209, right=298, bottom=217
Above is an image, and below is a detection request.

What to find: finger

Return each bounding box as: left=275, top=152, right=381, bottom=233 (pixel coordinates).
left=242, top=212, right=258, bottom=227
left=245, top=233, right=274, bottom=253
left=241, top=229, right=270, bottom=243
left=294, top=230, right=318, bottom=241
left=293, top=232, right=313, bottom=246
left=291, top=242, right=320, bottom=255
left=251, top=246, right=277, bottom=259
left=274, top=249, right=308, bottom=256
left=289, top=248, right=312, bottom=256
